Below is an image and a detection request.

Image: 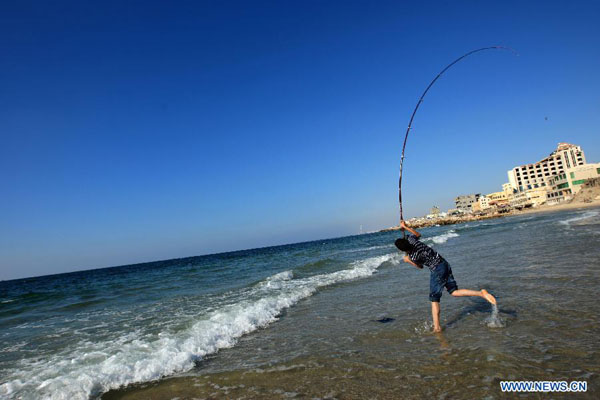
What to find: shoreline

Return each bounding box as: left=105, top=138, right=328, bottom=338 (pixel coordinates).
left=380, top=199, right=600, bottom=231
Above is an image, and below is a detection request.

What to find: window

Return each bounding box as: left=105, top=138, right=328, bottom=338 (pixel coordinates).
left=572, top=179, right=586, bottom=185
left=557, top=182, right=569, bottom=189
left=597, top=168, right=600, bottom=174
left=570, top=172, right=575, bottom=179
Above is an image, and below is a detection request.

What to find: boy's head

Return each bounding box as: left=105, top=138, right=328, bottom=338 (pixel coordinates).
left=394, top=238, right=413, bottom=253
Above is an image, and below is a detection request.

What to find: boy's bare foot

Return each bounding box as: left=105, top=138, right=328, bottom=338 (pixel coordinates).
left=481, top=289, right=496, bottom=305
left=433, top=326, right=442, bottom=333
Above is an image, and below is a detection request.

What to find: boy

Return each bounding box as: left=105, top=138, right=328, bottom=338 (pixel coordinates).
left=395, top=220, right=496, bottom=332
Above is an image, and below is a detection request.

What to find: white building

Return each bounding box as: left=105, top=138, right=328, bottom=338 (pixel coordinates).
left=507, top=143, right=586, bottom=192
left=478, top=195, right=492, bottom=209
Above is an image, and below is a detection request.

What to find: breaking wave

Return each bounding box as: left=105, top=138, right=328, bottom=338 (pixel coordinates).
left=558, top=211, right=599, bottom=226
left=0, top=253, right=397, bottom=400
left=427, top=230, right=460, bottom=244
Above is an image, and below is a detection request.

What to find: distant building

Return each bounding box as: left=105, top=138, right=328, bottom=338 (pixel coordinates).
left=447, top=208, right=463, bottom=216
left=486, top=191, right=508, bottom=207
left=567, top=163, right=600, bottom=192
left=502, top=182, right=514, bottom=194
left=455, top=194, right=481, bottom=212
left=546, top=162, right=600, bottom=203
left=525, top=188, right=548, bottom=207
left=507, top=143, right=586, bottom=192
left=479, top=196, right=490, bottom=209
left=430, top=206, right=440, bottom=216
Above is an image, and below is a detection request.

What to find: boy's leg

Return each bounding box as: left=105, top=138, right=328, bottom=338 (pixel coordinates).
left=445, top=266, right=496, bottom=304
left=431, top=301, right=441, bottom=332
left=429, top=270, right=444, bottom=332
left=451, top=289, right=483, bottom=297
left=451, top=289, right=496, bottom=304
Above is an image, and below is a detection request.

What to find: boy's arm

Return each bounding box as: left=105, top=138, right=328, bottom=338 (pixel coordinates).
left=403, top=255, right=423, bottom=269
left=400, top=220, right=421, bottom=238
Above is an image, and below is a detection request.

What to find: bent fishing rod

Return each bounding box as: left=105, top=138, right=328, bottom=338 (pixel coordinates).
left=398, top=46, right=516, bottom=237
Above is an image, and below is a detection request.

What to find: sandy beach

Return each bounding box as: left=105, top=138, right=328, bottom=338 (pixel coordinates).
left=512, top=199, right=600, bottom=216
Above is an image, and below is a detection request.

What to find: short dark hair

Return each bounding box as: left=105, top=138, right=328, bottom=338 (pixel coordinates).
left=394, top=238, right=413, bottom=252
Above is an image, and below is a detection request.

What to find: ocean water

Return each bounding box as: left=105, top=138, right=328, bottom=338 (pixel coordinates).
left=1, top=208, right=599, bottom=399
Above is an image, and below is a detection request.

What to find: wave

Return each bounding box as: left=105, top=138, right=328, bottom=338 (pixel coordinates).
left=559, top=211, right=599, bottom=226
left=0, top=253, right=398, bottom=400
left=427, top=230, right=459, bottom=244
left=256, top=270, right=294, bottom=290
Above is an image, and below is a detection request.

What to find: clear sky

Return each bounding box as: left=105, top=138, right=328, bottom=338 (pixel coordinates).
left=1, top=0, right=599, bottom=280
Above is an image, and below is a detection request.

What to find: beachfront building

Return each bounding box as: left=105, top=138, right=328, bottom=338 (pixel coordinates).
left=486, top=191, right=509, bottom=207
left=509, top=188, right=548, bottom=209
left=566, top=163, right=600, bottom=193
left=510, top=191, right=529, bottom=209
left=455, top=194, right=481, bottom=212
left=525, top=188, right=548, bottom=207
left=546, top=163, right=600, bottom=204
left=547, top=173, right=573, bottom=205
left=507, top=143, right=586, bottom=192
left=479, top=195, right=491, bottom=209
left=472, top=195, right=495, bottom=213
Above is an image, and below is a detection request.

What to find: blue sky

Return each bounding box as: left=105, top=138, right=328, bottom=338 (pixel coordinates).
left=1, top=0, right=599, bottom=280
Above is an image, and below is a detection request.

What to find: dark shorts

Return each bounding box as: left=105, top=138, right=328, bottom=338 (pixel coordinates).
left=429, top=260, right=458, bottom=302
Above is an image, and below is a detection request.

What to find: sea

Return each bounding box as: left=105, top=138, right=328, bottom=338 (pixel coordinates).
left=1, top=207, right=599, bottom=399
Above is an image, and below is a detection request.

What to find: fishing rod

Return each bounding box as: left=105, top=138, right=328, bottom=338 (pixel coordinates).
left=398, top=46, right=516, bottom=236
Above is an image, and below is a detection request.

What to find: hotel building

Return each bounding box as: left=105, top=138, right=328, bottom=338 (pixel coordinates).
left=507, top=143, right=586, bottom=191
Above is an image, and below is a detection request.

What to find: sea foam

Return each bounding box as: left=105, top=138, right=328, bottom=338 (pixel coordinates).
left=0, top=253, right=397, bottom=400
left=429, top=230, right=459, bottom=244
left=559, top=211, right=599, bottom=226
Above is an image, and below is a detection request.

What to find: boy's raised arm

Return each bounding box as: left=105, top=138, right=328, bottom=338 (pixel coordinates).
left=400, top=220, right=421, bottom=238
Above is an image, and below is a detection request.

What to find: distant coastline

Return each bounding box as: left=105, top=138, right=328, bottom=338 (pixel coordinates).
left=380, top=198, right=600, bottom=231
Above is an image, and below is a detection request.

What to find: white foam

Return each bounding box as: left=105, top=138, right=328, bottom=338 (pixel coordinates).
left=258, top=270, right=294, bottom=289
left=428, top=230, right=459, bottom=244
left=559, top=211, right=599, bottom=226
left=0, top=253, right=397, bottom=400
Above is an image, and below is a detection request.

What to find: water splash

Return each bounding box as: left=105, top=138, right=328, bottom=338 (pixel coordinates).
left=414, top=320, right=433, bottom=334
left=485, top=304, right=505, bottom=328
